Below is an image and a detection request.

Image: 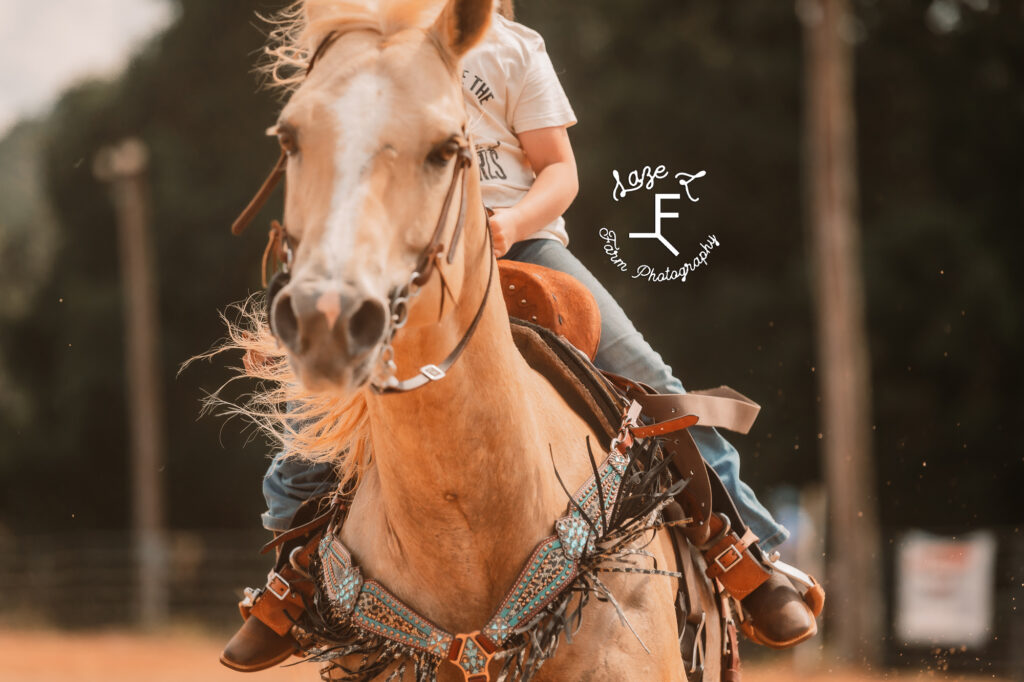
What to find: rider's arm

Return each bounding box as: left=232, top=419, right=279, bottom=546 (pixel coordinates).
left=489, top=125, right=578, bottom=256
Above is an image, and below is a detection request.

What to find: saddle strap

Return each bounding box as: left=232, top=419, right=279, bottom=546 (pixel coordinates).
left=243, top=537, right=319, bottom=636
left=600, top=371, right=772, bottom=599
left=601, top=372, right=761, bottom=435
left=260, top=499, right=340, bottom=555
left=701, top=514, right=770, bottom=601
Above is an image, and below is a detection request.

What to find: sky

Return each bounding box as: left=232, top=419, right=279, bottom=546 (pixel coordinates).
left=0, top=0, right=175, bottom=138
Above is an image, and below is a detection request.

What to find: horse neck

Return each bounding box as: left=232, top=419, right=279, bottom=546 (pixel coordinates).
left=357, top=207, right=589, bottom=618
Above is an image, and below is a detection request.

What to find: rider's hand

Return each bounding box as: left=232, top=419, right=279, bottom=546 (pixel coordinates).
left=488, top=208, right=521, bottom=258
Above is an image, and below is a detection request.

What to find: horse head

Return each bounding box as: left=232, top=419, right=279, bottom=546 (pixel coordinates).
left=267, top=0, right=492, bottom=392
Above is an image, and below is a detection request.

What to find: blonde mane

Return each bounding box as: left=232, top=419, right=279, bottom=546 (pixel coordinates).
left=260, top=0, right=447, bottom=92
left=189, top=294, right=371, bottom=489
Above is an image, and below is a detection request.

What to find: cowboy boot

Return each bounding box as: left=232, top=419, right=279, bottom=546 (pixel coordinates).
left=221, top=615, right=299, bottom=672
left=221, top=495, right=340, bottom=672
left=220, top=534, right=305, bottom=672
left=738, top=560, right=825, bottom=649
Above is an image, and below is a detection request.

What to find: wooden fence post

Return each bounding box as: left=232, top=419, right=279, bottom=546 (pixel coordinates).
left=94, top=138, right=168, bottom=627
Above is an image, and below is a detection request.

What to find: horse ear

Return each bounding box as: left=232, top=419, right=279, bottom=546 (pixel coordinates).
left=430, top=0, right=492, bottom=61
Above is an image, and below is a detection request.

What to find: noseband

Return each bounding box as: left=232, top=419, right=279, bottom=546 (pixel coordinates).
left=230, top=32, right=493, bottom=395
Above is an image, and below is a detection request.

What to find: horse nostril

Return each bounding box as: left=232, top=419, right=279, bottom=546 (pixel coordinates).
left=270, top=291, right=300, bottom=351
left=346, top=298, right=388, bottom=352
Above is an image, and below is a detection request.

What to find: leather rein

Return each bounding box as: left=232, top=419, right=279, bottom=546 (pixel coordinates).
left=230, top=32, right=493, bottom=395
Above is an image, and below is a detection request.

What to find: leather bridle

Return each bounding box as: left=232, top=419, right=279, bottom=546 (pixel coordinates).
left=230, top=31, right=493, bottom=395
left=369, top=143, right=495, bottom=394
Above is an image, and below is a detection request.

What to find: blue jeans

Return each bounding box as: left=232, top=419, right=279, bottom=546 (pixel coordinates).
left=263, top=239, right=788, bottom=551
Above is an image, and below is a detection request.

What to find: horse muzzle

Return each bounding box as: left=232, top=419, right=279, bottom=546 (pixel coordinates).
left=270, top=278, right=389, bottom=389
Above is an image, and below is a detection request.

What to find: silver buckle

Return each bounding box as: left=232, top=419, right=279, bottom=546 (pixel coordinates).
left=241, top=586, right=260, bottom=608
left=266, top=571, right=291, bottom=600
left=714, top=545, right=743, bottom=574
left=420, top=364, right=446, bottom=381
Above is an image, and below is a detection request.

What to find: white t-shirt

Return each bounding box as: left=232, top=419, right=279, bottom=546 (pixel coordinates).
left=461, top=14, right=577, bottom=246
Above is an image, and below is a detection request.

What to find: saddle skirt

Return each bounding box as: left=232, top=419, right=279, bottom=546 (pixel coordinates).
left=498, top=260, right=601, bottom=361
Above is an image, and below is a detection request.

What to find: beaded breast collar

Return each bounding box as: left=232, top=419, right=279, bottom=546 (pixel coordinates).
left=304, top=401, right=697, bottom=682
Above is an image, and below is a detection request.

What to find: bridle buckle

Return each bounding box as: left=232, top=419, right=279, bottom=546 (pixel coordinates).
left=419, top=364, right=446, bottom=382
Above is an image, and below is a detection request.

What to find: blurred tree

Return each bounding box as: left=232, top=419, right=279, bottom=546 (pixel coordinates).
left=0, top=1, right=290, bottom=532
left=800, top=0, right=880, bottom=663
left=0, top=119, right=58, bottom=430
left=854, top=0, right=1023, bottom=532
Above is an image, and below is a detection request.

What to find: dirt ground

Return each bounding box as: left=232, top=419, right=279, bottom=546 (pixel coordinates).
left=0, top=628, right=1005, bottom=682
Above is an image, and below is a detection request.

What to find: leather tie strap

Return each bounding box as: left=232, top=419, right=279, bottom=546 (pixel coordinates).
left=413, top=145, right=474, bottom=287
left=373, top=223, right=495, bottom=394
left=601, top=372, right=761, bottom=435
left=638, top=387, right=760, bottom=435
left=229, top=31, right=343, bottom=239
left=232, top=150, right=286, bottom=237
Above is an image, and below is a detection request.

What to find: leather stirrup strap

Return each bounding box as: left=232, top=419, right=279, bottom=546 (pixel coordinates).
left=260, top=502, right=339, bottom=555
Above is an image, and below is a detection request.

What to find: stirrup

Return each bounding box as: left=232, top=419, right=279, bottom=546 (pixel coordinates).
left=772, top=560, right=825, bottom=617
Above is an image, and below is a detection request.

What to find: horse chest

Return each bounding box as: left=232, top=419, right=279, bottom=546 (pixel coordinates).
left=337, top=487, right=561, bottom=628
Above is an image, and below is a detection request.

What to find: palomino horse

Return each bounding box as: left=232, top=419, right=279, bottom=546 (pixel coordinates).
left=227, top=0, right=731, bottom=679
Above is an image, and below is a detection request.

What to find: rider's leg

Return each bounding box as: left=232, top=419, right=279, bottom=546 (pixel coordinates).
left=502, top=238, right=790, bottom=552
left=224, top=452, right=336, bottom=672
left=261, top=451, right=336, bottom=531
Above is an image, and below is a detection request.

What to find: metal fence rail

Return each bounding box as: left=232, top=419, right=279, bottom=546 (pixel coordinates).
left=2, top=527, right=1022, bottom=677
left=0, top=530, right=272, bottom=629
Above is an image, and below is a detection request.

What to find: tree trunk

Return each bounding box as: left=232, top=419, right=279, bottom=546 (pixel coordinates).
left=798, top=0, right=882, bottom=664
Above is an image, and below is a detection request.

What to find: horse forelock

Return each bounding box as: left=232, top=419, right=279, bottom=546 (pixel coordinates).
left=262, top=0, right=448, bottom=91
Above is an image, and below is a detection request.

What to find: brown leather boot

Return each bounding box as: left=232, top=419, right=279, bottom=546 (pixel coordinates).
left=739, top=561, right=825, bottom=649
left=220, top=616, right=298, bottom=672
left=220, top=531, right=315, bottom=672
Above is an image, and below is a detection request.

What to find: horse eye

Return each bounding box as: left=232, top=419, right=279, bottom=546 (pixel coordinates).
left=278, top=128, right=299, bottom=156
left=427, top=138, right=460, bottom=166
